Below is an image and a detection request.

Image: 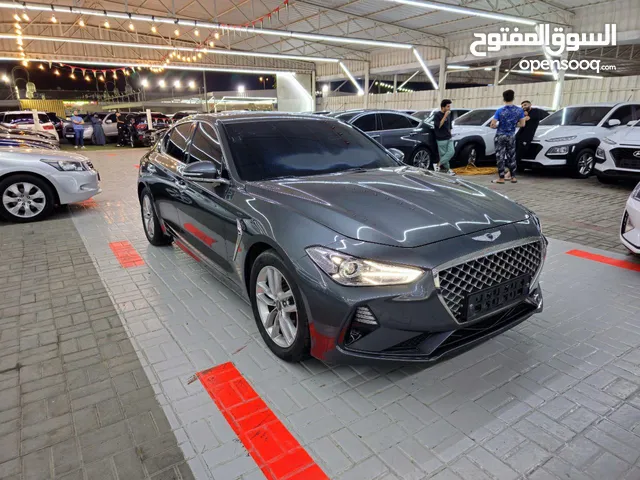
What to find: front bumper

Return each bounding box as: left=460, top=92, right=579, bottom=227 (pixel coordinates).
left=51, top=169, right=101, bottom=204
left=297, top=230, right=547, bottom=364
left=621, top=196, right=640, bottom=254
left=520, top=141, right=575, bottom=167
left=595, top=147, right=640, bottom=181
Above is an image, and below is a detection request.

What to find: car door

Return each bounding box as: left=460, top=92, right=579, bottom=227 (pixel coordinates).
left=103, top=114, right=117, bottom=138
left=482, top=117, right=496, bottom=155
left=378, top=112, right=419, bottom=157
left=174, top=121, right=235, bottom=272
left=146, top=122, right=195, bottom=233
left=352, top=113, right=381, bottom=142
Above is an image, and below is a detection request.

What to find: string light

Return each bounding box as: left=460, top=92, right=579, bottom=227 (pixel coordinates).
left=194, top=29, right=199, bottom=36
left=197, top=53, right=202, bottom=59
left=16, top=38, right=23, bottom=46
left=78, top=19, right=85, bottom=27
left=159, top=79, right=166, bottom=87
left=50, top=14, right=57, bottom=23
left=38, top=64, right=44, bottom=70
left=214, top=32, right=220, bottom=40
left=54, top=69, right=60, bottom=76
left=192, top=55, right=196, bottom=61
left=70, top=72, right=76, bottom=79
left=13, top=13, right=20, bottom=21
left=128, top=22, right=135, bottom=31
left=17, top=46, right=23, bottom=51
left=112, top=72, right=117, bottom=79
left=173, top=80, right=181, bottom=88
left=104, top=20, right=110, bottom=28
left=14, top=23, right=21, bottom=30
left=188, top=80, right=195, bottom=89
left=209, top=41, right=215, bottom=47
left=22, top=59, right=28, bottom=66
left=98, top=74, right=104, bottom=81
left=85, top=75, right=91, bottom=81
left=140, top=78, right=148, bottom=87
left=22, top=12, right=29, bottom=21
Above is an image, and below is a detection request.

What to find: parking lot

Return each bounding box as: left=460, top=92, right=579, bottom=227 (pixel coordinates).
left=1, top=147, right=640, bottom=480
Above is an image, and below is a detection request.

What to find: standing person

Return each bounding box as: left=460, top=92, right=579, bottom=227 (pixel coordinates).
left=516, top=100, right=547, bottom=165
left=432, top=99, right=456, bottom=175
left=116, top=112, right=126, bottom=147
left=490, top=89, right=525, bottom=184
left=70, top=110, right=85, bottom=149
left=90, top=114, right=106, bottom=146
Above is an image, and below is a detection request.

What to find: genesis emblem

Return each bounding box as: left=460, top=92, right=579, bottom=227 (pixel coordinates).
left=472, top=230, right=502, bottom=242
left=633, top=151, right=640, bottom=158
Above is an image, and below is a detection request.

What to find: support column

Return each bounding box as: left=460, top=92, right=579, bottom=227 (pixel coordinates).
left=437, top=51, right=447, bottom=103
left=552, top=52, right=568, bottom=110
left=311, top=69, right=316, bottom=112
left=364, top=62, right=369, bottom=108
left=393, top=74, right=397, bottom=94
left=493, top=59, right=502, bottom=86
left=202, top=70, right=208, bottom=112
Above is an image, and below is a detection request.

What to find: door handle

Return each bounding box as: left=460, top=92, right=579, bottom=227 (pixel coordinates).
left=175, top=179, right=188, bottom=189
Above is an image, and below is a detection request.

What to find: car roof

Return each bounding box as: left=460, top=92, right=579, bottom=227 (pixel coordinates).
left=190, top=112, right=342, bottom=124
left=561, top=102, right=620, bottom=107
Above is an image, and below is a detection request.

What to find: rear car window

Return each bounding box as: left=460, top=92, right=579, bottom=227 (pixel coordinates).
left=2, top=113, right=34, bottom=125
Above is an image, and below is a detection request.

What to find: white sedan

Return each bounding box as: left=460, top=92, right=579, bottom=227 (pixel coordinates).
left=621, top=183, right=640, bottom=254
left=0, top=147, right=100, bottom=222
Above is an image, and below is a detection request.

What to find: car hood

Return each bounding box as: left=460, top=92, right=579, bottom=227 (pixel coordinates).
left=248, top=167, right=530, bottom=248
left=534, top=124, right=600, bottom=141
left=0, top=147, right=87, bottom=162
left=606, top=126, right=640, bottom=145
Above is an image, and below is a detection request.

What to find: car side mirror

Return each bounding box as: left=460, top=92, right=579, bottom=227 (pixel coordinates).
left=105, top=119, right=112, bottom=124
left=607, top=119, right=621, bottom=127
left=388, top=148, right=405, bottom=162
left=182, top=161, right=229, bottom=185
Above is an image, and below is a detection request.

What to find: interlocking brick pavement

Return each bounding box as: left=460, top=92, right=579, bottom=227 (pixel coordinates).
left=2, top=147, right=640, bottom=480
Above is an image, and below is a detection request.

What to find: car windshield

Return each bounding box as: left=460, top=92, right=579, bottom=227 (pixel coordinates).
left=332, top=112, right=358, bottom=122
left=224, top=118, right=400, bottom=181
left=413, top=110, right=433, bottom=121
left=540, top=107, right=611, bottom=126
left=454, top=110, right=495, bottom=126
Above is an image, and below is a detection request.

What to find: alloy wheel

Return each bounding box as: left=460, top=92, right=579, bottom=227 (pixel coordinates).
left=414, top=150, right=431, bottom=169
left=255, top=266, right=298, bottom=348
left=142, top=195, right=155, bottom=238
left=578, top=153, right=594, bottom=176
left=2, top=182, right=46, bottom=219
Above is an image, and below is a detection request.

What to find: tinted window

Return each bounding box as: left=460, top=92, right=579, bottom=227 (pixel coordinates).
left=540, top=107, right=611, bottom=126
left=2, top=113, right=34, bottom=125
left=452, top=110, right=470, bottom=121
left=189, top=123, right=222, bottom=165
left=413, top=110, right=433, bottom=121
left=225, top=119, right=399, bottom=181
left=609, top=106, right=633, bottom=124
left=165, top=123, right=193, bottom=162
left=353, top=114, right=377, bottom=132
left=454, top=110, right=495, bottom=126
left=380, top=113, right=413, bottom=130
left=37, top=114, right=50, bottom=124
left=333, top=112, right=357, bottom=122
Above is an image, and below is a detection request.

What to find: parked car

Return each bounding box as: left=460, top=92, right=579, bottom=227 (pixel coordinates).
left=451, top=107, right=551, bottom=167
left=621, top=182, right=640, bottom=254
left=595, top=120, right=640, bottom=183
left=0, top=147, right=100, bottom=222
left=137, top=112, right=546, bottom=363
left=171, top=111, right=199, bottom=123
left=46, top=112, right=65, bottom=139
left=130, top=113, right=171, bottom=147
left=329, top=109, right=434, bottom=167
left=63, top=112, right=139, bottom=143
left=0, top=111, right=59, bottom=141
left=521, top=102, right=640, bottom=178
left=413, top=108, right=471, bottom=122
left=0, top=125, right=59, bottom=150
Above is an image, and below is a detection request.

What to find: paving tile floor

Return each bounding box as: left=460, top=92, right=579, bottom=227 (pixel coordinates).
left=1, top=148, right=640, bottom=480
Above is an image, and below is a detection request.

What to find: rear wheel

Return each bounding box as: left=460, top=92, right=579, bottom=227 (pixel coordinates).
left=250, top=250, right=310, bottom=362
left=0, top=175, right=54, bottom=223
left=572, top=148, right=595, bottom=178
left=410, top=147, right=432, bottom=170
left=140, top=188, right=172, bottom=246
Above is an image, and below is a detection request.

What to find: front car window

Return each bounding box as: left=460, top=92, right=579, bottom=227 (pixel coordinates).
left=540, top=107, right=612, bottom=126
left=454, top=110, right=495, bottom=126
left=380, top=113, right=413, bottom=130
left=224, top=118, right=399, bottom=181
left=352, top=114, right=378, bottom=132
left=165, top=123, right=193, bottom=162
left=608, top=106, right=633, bottom=124
left=189, top=123, right=222, bottom=165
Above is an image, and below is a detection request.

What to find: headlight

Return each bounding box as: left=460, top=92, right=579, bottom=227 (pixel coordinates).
left=595, top=147, right=605, bottom=158
left=547, top=146, right=570, bottom=155
left=41, top=159, right=86, bottom=171
left=306, top=246, right=424, bottom=286
left=601, top=137, right=617, bottom=145
left=633, top=182, right=640, bottom=199
left=546, top=136, right=576, bottom=142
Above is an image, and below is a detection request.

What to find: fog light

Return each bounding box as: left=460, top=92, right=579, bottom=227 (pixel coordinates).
left=345, top=307, right=378, bottom=346
left=354, top=306, right=378, bottom=325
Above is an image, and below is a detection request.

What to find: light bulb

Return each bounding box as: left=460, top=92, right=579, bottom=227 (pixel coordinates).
left=70, top=73, right=76, bottom=79
left=159, top=79, right=166, bottom=87
left=85, top=75, right=91, bottom=81
left=38, top=64, right=44, bottom=70
left=141, top=78, right=148, bottom=87
left=174, top=29, right=180, bottom=36
left=188, top=80, right=195, bottom=89
left=22, top=12, right=29, bottom=21
left=209, top=41, right=215, bottom=47
left=17, top=46, right=23, bottom=51
left=54, top=69, right=60, bottom=76
left=17, top=38, right=23, bottom=46
left=129, top=22, right=135, bottom=31
left=99, top=75, right=104, bottom=81
left=194, top=29, right=199, bottom=36
left=214, top=32, right=220, bottom=40
left=151, top=25, right=157, bottom=33
left=197, top=53, right=202, bottom=58
left=50, top=14, right=57, bottom=23
left=13, top=14, right=20, bottom=21
left=14, top=23, right=21, bottom=29
left=104, top=20, right=110, bottom=28
left=78, top=19, right=85, bottom=27
left=192, top=55, right=196, bottom=61
left=22, top=59, right=28, bottom=66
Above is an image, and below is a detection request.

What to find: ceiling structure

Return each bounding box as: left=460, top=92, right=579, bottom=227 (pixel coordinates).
left=0, top=0, right=636, bottom=87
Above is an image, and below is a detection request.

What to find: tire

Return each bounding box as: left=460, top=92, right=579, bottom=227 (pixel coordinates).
left=459, top=143, right=480, bottom=167
left=572, top=148, right=595, bottom=179
left=140, top=188, right=172, bottom=246
left=410, top=147, right=433, bottom=170
left=0, top=174, right=55, bottom=223
left=597, top=174, right=618, bottom=185
left=250, top=249, right=310, bottom=362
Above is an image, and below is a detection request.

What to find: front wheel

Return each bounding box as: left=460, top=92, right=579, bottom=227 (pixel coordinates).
left=140, top=188, right=172, bottom=246
left=572, top=148, right=595, bottom=178
left=410, top=147, right=432, bottom=170
left=0, top=175, right=54, bottom=222
left=250, top=250, right=310, bottom=362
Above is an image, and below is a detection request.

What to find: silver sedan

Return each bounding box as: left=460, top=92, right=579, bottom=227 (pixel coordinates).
left=0, top=147, right=101, bottom=222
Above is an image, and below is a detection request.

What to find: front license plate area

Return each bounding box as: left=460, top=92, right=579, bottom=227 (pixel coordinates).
left=464, top=275, right=530, bottom=322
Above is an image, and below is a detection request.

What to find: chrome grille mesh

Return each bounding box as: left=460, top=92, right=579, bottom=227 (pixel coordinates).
left=437, top=241, right=543, bottom=322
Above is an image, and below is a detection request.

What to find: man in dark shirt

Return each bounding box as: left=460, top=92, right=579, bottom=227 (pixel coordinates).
left=516, top=100, right=548, bottom=163
left=116, top=112, right=126, bottom=147
left=432, top=99, right=455, bottom=175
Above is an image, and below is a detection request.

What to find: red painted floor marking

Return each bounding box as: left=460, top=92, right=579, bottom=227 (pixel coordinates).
left=77, top=198, right=97, bottom=207
left=175, top=240, right=200, bottom=262
left=566, top=249, right=640, bottom=272
left=198, top=363, right=329, bottom=480
left=184, top=222, right=216, bottom=247
left=108, top=241, right=145, bottom=268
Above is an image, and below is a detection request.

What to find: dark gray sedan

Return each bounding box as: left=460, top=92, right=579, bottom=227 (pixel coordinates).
left=137, top=113, right=546, bottom=363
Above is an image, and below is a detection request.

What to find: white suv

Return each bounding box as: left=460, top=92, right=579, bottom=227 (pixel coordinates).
left=0, top=111, right=60, bottom=141
left=594, top=120, right=640, bottom=184
left=620, top=183, right=640, bottom=254
left=521, top=102, right=640, bottom=178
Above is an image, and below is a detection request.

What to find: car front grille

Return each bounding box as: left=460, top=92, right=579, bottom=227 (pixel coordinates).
left=610, top=148, right=640, bottom=170
left=436, top=241, right=543, bottom=322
